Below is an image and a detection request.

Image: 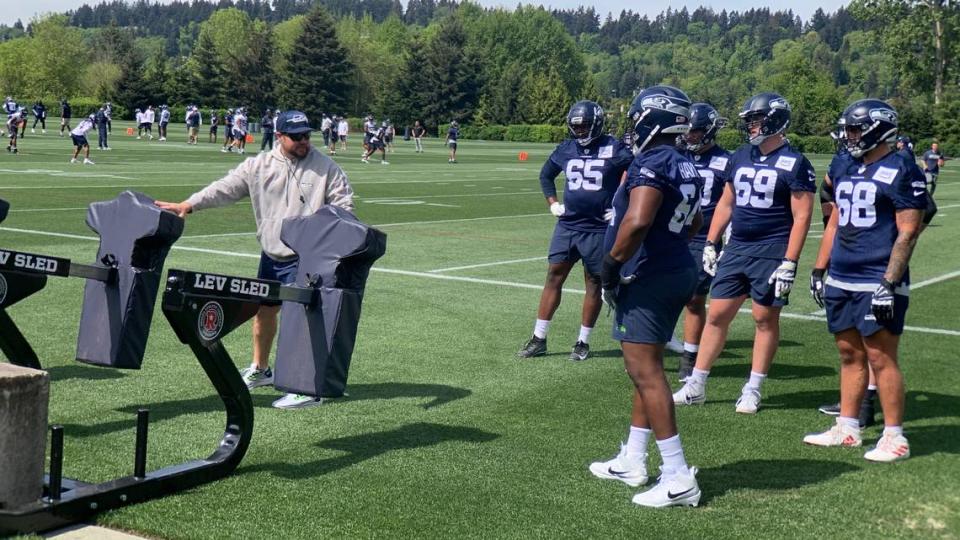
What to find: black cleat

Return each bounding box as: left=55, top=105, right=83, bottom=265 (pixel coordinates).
left=859, top=393, right=877, bottom=428
left=569, top=341, right=590, bottom=361
left=818, top=402, right=841, bottom=416
left=517, top=336, right=546, bottom=358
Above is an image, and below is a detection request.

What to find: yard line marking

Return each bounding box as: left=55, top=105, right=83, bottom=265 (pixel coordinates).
left=9, top=207, right=89, bottom=213
left=181, top=231, right=257, bottom=239
left=3, top=226, right=957, bottom=336
left=360, top=191, right=539, bottom=201
left=428, top=256, right=545, bottom=273
left=179, top=213, right=553, bottom=238
left=936, top=203, right=960, bottom=210
left=809, top=268, right=960, bottom=316
left=2, top=183, right=205, bottom=190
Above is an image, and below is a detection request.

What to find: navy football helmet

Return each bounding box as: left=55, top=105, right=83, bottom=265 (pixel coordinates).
left=566, top=100, right=604, bottom=146
left=627, top=85, right=691, bottom=153
left=738, top=92, right=791, bottom=145
left=680, top=103, right=727, bottom=152
left=841, top=99, right=898, bottom=158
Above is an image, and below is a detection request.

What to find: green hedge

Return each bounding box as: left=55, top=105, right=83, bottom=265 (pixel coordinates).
left=715, top=130, right=837, bottom=155
left=38, top=97, right=129, bottom=120
left=450, top=124, right=567, bottom=143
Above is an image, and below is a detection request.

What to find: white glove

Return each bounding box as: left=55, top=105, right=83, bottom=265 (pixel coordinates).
left=702, top=241, right=719, bottom=277
left=603, top=208, right=615, bottom=223
left=768, top=259, right=798, bottom=300
left=550, top=201, right=566, bottom=217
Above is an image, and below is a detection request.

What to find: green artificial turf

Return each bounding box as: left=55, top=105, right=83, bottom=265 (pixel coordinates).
left=1, top=123, right=958, bottom=539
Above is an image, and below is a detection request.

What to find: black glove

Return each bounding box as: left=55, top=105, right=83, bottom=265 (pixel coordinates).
left=810, top=268, right=825, bottom=309
left=600, top=254, right=625, bottom=310
left=871, top=279, right=896, bottom=322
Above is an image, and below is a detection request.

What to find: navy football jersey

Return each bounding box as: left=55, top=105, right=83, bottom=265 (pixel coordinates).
left=725, top=143, right=816, bottom=258
left=604, top=145, right=703, bottom=277
left=821, top=150, right=854, bottom=204
left=828, top=151, right=927, bottom=287
left=539, top=135, right=633, bottom=232
left=685, top=144, right=731, bottom=245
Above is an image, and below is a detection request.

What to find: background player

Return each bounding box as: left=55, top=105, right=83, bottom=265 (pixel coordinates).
left=675, top=103, right=731, bottom=381
left=517, top=100, right=632, bottom=361
left=672, top=93, right=815, bottom=414
left=804, top=99, right=925, bottom=462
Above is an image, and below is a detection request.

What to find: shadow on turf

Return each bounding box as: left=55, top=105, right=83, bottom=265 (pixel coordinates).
left=697, top=458, right=860, bottom=504
left=766, top=389, right=960, bottom=422
left=243, top=422, right=500, bottom=479
left=57, top=382, right=472, bottom=438
left=46, top=364, right=126, bottom=381
left=708, top=362, right=836, bottom=380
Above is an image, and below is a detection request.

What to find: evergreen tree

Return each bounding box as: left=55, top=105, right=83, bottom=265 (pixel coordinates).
left=417, top=15, right=479, bottom=130
left=278, top=6, right=354, bottom=123
left=186, top=29, right=224, bottom=105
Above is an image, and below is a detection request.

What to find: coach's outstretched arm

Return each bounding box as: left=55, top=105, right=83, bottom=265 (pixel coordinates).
left=156, top=161, right=254, bottom=217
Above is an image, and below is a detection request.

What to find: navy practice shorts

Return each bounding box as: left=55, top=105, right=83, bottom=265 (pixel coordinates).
left=824, top=284, right=909, bottom=336
left=547, top=224, right=604, bottom=276
left=613, top=266, right=698, bottom=344
left=688, top=242, right=714, bottom=297
left=258, top=252, right=298, bottom=305
left=71, top=135, right=88, bottom=147
left=711, top=251, right=787, bottom=307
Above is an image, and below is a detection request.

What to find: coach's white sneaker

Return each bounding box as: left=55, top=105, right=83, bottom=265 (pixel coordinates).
left=83, top=158, right=95, bottom=165
left=673, top=381, right=705, bottom=406
left=665, top=337, right=684, bottom=354
left=70, top=158, right=78, bottom=163
left=803, top=419, right=862, bottom=447
left=735, top=387, right=761, bottom=414
left=31, top=128, right=35, bottom=134
left=864, top=433, right=910, bottom=462
left=239, top=365, right=273, bottom=389
left=272, top=393, right=324, bottom=409
left=588, top=444, right=648, bottom=487
left=632, top=467, right=701, bottom=508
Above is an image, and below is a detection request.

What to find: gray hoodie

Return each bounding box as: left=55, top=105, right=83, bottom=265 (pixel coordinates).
left=186, top=145, right=354, bottom=260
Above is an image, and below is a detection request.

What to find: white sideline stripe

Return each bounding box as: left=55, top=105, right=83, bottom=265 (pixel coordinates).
left=9, top=207, right=88, bottom=213
left=428, top=256, right=545, bottom=273
left=180, top=213, right=552, bottom=238
left=937, top=203, right=960, bottom=210
left=360, top=191, right=538, bottom=200
left=2, top=226, right=957, bottom=336
left=810, top=268, right=960, bottom=316
left=182, top=231, right=256, bottom=239
left=2, top=183, right=204, bottom=190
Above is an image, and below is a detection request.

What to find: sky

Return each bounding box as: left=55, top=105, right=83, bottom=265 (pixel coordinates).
left=2, top=0, right=851, bottom=27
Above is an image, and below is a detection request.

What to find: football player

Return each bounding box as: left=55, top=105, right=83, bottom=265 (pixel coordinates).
left=672, top=93, right=815, bottom=414
left=6, top=107, right=23, bottom=153
left=59, top=99, right=71, bottom=137
left=589, top=86, right=703, bottom=508
left=675, top=103, right=731, bottom=381
left=803, top=99, right=925, bottom=462
left=517, top=100, right=632, bottom=361
left=158, top=104, right=170, bottom=141
left=232, top=107, right=248, bottom=154
left=31, top=100, right=46, bottom=134
left=921, top=142, right=944, bottom=196
left=361, top=121, right=389, bottom=165
left=412, top=120, right=426, bottom=153
left=222, top=108, right=235, bottom=151
left=69, top=113, right=96, bottom=164
left=447, top=120, right=459, bottom=163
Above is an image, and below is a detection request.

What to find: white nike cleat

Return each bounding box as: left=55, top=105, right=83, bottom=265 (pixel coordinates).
left=70, top=158, right=78, bottom=163
left=735, top=387, right=761, bottom=414
left=665, top=337, right=684, bottom=354
left=31, top=128, right=35, bottom=134
left=272, top=393, right=324, bottom=409
left=803, top=419, right=862, bottom=447
left=381, top=160, right=389, bottom=165
left=588, top=444, right=648, bottom=487
left=673, top=381, right=705, bottom=405
left=83, top=158, right=95, bottom=165
left=632, top=467, right=701, bottom=508
left=864, top=433, right=910, bottom=462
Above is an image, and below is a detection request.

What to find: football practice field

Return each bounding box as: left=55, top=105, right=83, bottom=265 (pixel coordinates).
left=1, top=123, right=958, bottom=539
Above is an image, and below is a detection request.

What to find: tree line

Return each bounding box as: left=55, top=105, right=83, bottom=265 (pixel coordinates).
left=0, top=0, right=956, bottom=150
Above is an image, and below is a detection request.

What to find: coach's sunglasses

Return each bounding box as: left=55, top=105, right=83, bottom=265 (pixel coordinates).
left=285, top=132, right=311, bottom=142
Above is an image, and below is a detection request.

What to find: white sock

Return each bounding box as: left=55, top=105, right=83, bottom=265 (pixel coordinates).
left=578, top=325, right=593, bottom=344
left=867, top=384, right=878, bottom=391
left=745, top=371, right=767, bottom=391
left=883, top=425, right=904, bottom=437
left=533, top=319, right=550, bottom=339
left=689, top=368, right=709, bottom=386
left=656, top=435, right=689, bottom=475
left=626, top=426, right=651, bottom=455
left=837, top=416, right=859, bottom=430
left=683, top=342, right=699, bottom=354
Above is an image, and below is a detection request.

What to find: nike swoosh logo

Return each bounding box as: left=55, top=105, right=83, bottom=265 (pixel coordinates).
left=607, top=467, right=632, bottom=477
left=667, top=487, right=695, bottom=499
left=914, top=191, right=925, bottom=196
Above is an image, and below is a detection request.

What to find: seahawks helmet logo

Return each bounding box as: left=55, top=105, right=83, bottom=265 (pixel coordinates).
left=0, top=273, right=7, bottom=305
left=769, top=98, right=791, bottom=111
left=869, top=108, right=897, bottom=124
left=198, top=301, right=225, bottom=341
left=641, top=95, right=689, bottom=115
